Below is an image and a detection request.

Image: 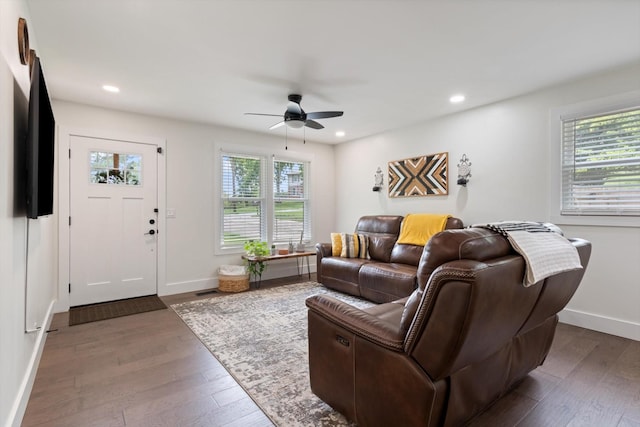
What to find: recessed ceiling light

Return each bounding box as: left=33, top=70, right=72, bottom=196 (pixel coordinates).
left=102, top=84, right=120, bottom=93
left=335, top=131, right=345, bottom=137
left=449, top=94, right=465, bottom=104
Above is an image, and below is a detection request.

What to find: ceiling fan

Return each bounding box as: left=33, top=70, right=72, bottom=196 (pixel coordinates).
left=245, top=94, right=343, bottom=130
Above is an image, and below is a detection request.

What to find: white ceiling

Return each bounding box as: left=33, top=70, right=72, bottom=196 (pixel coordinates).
left=25, top=0, right=640, bottom=144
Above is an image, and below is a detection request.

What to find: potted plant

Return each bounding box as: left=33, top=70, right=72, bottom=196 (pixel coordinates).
left=243, top=240, right=270, bottom=281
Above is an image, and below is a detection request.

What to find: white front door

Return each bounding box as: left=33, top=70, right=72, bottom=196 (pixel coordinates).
left=69, top=136, right=158, bottom=306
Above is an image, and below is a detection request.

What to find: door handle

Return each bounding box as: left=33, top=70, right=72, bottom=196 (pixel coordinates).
left=145, top=229, right=156, bottom=235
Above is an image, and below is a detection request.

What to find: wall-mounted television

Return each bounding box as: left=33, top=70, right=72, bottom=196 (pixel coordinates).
left=26, top=55, right=56, bottom=219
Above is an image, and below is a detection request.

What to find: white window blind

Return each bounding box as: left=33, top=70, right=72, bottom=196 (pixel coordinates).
left=218, top=150, right=312, bottom=251
left=561, top=107, right=640, bottom=216
left=273, top=159, right=310, bottom=244
left=220, top=153, right=265, bottom=248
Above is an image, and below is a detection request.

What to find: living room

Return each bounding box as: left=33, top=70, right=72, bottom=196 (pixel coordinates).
left=1, top=1, right=639, bottom=426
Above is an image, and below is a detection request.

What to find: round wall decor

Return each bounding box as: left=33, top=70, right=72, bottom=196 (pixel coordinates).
left=18, top=17, right=30, bottom=66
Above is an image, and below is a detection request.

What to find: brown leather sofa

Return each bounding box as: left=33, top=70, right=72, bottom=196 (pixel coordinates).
left=316, top=215, right=463, bottom=303
left=307, top=227, right=591, bottom=426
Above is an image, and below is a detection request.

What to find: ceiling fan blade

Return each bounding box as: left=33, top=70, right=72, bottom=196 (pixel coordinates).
left=245, top=113, right=283, bottom=117
left=304, top=120, right=324, bottom=130
left=306, top=111, right=344, bottom=120
left=269, top=121, right=286, bottom=130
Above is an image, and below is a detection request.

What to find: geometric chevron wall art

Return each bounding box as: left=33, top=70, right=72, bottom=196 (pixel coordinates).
left=388, top=152, right=448, bottom=197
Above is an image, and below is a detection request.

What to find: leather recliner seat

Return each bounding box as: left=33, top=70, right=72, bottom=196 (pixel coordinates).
left=307, top=227, right=591, bottom=426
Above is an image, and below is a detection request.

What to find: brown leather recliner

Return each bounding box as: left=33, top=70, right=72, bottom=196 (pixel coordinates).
left=306, top=227, right=591, bottom=426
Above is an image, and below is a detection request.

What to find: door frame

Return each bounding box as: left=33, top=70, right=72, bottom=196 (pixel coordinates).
left=56, top=127, right=166, bottom=312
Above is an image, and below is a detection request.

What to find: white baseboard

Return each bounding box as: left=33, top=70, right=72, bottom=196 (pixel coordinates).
left=8, top=300, right=55, bottom=427
left=559, top=308, right=640, bottom=341
left=160, top=264, right=316, bottom=297
left=159, top=277, right=217, bottom=296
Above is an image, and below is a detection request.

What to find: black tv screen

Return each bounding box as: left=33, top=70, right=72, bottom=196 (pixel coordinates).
left=26, top=56, right=55, bottom=219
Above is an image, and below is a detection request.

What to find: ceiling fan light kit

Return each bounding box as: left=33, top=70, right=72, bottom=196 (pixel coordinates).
left=286, top=119, right=305, bottom=129
left=246, top=94, right=343, bottom=131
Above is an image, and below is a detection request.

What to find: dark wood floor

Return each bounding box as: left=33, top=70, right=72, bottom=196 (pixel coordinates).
left=23, top=275, right=640, bottom=426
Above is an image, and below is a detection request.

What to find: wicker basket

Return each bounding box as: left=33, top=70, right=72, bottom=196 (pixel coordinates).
left=218, top=273, right=250, bottom=293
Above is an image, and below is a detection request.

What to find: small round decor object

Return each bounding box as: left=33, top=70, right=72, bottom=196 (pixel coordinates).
left=18, top=17, right=30, bottom=66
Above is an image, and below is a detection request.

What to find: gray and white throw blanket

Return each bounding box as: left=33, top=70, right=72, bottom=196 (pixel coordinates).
left=474, top=221, right=583, bottom=287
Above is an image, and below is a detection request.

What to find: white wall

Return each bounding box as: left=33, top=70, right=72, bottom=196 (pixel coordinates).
left=0, top=1, right=57, bottom=426
left=52, top=101, right=335, bottom=308
left=335, top=63, right=640, bottom=340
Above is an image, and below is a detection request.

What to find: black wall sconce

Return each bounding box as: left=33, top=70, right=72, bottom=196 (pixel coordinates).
left=457, top=154, right=472, bottom=186
left=372, top=167, right=384, bottom=192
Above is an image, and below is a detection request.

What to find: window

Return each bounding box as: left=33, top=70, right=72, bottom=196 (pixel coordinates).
left=221, top=153, right=265, bottom=247
left=219, top=151, right=311, bottom=250
left=560, top=107, right=640, bottom=217
left=90, top=151, right=142, bottom=185
left=273, top=159, right=310, bottom=244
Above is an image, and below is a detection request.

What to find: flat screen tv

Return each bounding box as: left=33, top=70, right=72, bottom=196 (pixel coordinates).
left=26, top=55, right=56, bottom=219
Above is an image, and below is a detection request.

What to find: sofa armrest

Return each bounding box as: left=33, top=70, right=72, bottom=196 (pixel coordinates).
left=315, top=243, right=333, bottom=282
left=306, top=295, right=405, bottom=351
left=315, top=242, right=332, bottom=258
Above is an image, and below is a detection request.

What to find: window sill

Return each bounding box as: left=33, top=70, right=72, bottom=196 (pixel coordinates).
left=550, top=214, right=640, bottom=228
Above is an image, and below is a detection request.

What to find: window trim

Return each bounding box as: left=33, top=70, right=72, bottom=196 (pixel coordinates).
left=549, top=90, right=640, bottom=228
left=214, top=143, right=314, bottom=254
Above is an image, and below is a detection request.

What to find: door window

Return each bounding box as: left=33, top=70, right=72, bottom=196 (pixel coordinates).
left=89, top=151, right=142, bottom=185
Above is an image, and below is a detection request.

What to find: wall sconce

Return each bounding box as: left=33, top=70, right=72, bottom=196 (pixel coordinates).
left=372, top=167, right=384, bottom=192
left=457, top=154, right=472, bottom=186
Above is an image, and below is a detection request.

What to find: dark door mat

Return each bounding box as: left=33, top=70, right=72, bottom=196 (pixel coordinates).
left=69, top=295, right=167, bottom=326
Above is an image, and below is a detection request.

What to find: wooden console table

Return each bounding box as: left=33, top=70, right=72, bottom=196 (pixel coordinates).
left=242, top=251, right=315, bottom=288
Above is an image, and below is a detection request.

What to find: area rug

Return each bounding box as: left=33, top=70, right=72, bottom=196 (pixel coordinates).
left=69, top=295, right=167, bottom=326
left=171, top=281, right=375, bottom=426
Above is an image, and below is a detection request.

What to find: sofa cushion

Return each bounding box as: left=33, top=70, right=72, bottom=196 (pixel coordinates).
left=322, top=256, right=371, bottom=285
left=363, top=298, right=407, bottom=327
left=359, top=263, right=417, bottom=303
left=330, top=233, right=342, bottom=257
left=355, top=216, right=403, bottom=262
left=389, top=244, right=424, bottom=267
left=340, top=233, right=369, bottom=259
left=391, top=215, right=463, bottom=266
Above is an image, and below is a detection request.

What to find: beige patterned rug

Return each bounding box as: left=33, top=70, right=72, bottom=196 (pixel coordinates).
left=171, top=282, right=374, bottom=426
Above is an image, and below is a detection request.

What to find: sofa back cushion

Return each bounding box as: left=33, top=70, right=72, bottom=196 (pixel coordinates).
left=416, top=228, right=512, bottom=289
left=355, top=215, right=403, bottom=262
left=390, top=216, right=465, bottom=267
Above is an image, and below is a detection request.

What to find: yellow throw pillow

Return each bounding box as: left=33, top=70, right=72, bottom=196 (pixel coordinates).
left=340, top=233, right=369, bottom=259
left=397, top=213, right=451, bottom=246
left=330, top=233, right=342, bottom=257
